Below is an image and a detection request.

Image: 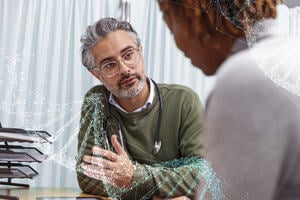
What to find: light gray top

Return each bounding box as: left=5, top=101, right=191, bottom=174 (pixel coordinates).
left=200, top=35, right=300, bottom=199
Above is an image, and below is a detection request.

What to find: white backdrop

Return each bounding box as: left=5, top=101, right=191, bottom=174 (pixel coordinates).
left=0, top=0, right=298, bottom=190
left=0, top=0, right=214, bottom=188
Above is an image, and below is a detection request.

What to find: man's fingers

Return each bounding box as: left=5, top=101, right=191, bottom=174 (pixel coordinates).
left=81, top=164, right=112, bottom=183
left=81, top=163, right=106, bottom=175
left=92, top=146, right=117, bottom=161
left=82, top=155, right=113, bottom=169
left=111, top=135, right=126, bottom=155
left=91, top=135, right=127, bottom=158
left=81, top=162, right=126, bottom=187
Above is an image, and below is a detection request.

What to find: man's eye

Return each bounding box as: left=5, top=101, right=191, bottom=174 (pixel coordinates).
left=103, top=62, right=117, bottom=69
left=123, top=51, right=134, bottom=61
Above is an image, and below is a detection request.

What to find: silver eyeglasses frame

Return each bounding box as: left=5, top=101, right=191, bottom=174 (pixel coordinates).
left=89, top=47, right=141, bottom=78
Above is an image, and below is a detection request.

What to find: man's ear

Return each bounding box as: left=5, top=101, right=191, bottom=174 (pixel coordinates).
left=90, top=70, right=102, bottom=81
left=140, top=46, right=143, bottom=56
left=90, top=70, right=97, bottom=78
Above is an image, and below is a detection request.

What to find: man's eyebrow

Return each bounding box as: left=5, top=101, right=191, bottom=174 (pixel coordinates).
left=99, top=46, right=135, bottom=65
left=120, top=45, right=135, bottom=54
left=99, top=57, right=114, bottom=65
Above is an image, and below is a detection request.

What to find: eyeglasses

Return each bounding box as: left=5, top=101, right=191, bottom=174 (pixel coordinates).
left=90, top=47, right=141, bottom=77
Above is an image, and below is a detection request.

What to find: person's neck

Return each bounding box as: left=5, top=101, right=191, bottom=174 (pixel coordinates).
left=207, top=33, right=240, bottom=74
left=115, top=80, right=150, bottom=113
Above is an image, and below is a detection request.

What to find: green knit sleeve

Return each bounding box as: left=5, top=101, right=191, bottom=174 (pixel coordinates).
left=179, top=90, right=204, bottom=157
left=76, top=90, right=129, bottom=198
left=76, top=91, right=111, bottom=197
left=128, top=157, right=224, bottom=199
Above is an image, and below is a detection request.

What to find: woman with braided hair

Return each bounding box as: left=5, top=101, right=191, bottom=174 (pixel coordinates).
left=158, top=0, right=300, bottom=199
left=158, top=0, right=282, bottom=74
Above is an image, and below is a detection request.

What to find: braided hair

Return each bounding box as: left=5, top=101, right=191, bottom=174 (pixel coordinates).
left=158, top=0, right=284, bottom=42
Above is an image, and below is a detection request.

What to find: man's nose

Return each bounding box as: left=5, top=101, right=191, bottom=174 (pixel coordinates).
left=118, top=60, right=131, bottom=75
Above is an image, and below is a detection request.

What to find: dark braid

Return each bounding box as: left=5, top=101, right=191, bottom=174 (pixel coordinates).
left=158, top=0, right=284, bottom=42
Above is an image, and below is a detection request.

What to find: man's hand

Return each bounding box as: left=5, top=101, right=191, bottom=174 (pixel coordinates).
left=81, top=135, right=134, bottom=188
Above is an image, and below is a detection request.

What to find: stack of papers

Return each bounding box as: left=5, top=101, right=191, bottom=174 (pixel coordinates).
left=0, top=128, right=51, bottom=143
left=0, top=126, right=51, bottom=188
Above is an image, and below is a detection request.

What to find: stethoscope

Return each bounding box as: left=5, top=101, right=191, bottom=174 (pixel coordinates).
left=105, top=79, right=162, bottom=154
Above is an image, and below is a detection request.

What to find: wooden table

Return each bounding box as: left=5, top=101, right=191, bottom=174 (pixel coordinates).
left=0, top=187, right=107, bottom=200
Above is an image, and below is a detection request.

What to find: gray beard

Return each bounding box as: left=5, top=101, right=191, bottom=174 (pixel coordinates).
left=111, top=76, right=147, bottom=98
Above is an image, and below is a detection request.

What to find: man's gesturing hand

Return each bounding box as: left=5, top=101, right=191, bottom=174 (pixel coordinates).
left=81, top=135, right=134, bottom=188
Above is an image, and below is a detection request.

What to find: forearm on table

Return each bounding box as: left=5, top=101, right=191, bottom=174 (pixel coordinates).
left=77, top=156, right=222, bottom=199
left=142, top=158, right=200, bottom=198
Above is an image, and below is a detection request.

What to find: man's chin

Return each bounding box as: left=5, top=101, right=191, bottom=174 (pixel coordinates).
left=113, top=76, right=146, bottom=98
left=115, top=90, right=138, bottom=98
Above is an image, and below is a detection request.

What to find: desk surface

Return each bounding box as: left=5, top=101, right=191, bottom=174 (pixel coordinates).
left=0, top=187, right=107, bottom=200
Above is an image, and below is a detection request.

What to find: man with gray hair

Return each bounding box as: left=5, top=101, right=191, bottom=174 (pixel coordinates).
left=76, top=17, right=211, bottom=200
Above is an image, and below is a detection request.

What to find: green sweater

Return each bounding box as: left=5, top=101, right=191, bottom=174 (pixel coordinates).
left=76, top=83, right=205, bottom=199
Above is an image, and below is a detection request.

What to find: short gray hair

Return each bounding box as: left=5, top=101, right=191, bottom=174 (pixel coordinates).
left=80, top=17, right=141, bottom=69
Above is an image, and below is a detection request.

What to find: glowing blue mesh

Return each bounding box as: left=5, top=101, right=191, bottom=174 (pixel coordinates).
left=76, top=92, right=226, bottom=199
